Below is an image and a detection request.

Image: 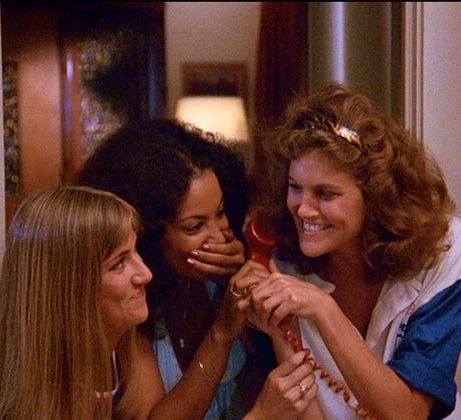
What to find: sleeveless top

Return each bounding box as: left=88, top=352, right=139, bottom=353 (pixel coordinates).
left=153, top=281, right=247, bottom=419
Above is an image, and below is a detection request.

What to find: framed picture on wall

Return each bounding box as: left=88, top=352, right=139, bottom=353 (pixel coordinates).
left=182, top=63, right=247, bottom=100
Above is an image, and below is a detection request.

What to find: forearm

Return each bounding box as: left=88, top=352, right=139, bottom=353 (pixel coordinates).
left=148, top=323, right=234, bottom=419
left=269, top=318, right=302, bottom=363
left=300, top=399, right=327, bottom=420
left=317, top=300, right=432, bottom=419
left=272, top=331, right=295, bottom=362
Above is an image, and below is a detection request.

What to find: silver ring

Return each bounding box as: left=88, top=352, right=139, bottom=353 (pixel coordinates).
left=298, top=383, right=308, bottom=395
left=230, top=289, right=243, bottom=298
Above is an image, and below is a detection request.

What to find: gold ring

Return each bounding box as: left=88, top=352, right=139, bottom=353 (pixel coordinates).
left=245, top=320, right=259, bottom=330
left=298, top=383, right=308, bottom=395
left=230, top=289, right=243, bottom=298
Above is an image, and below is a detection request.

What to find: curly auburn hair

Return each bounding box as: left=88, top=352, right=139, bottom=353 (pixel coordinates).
left=257, top=83, right=455, bottom=281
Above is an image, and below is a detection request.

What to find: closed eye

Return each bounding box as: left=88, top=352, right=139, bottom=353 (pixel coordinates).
left=318, top=189, right=338, bottom=200
left=184, top=221, right=204, bottom=234
left=109, top=257, right=125, bottom=271
left=288, top=181, right=302, bottom=191
left=217, top=206, right=226, bottom=218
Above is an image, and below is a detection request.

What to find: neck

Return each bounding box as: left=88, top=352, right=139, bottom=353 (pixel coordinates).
left=103, top=325, right=124, bottom=353
left=325, top=248, right=368, bottom=286
left=162, top=277, right=215, bottom=371
left=179, top=278, right=191, bottom=350
left=325, top=250, right=383, bottom=337
left=95, top=350, right=120, bottom=400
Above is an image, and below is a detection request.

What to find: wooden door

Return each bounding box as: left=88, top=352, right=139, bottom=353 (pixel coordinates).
left=1, top=3, right=166, bottom=225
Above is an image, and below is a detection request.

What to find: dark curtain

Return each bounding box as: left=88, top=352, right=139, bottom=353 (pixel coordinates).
left=253, top=2, right=308, bottom=176
left=254, top=2, right=308, bottom=129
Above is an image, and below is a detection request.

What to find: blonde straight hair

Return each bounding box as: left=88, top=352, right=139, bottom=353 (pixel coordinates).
left=0, top=186, right=142, bottom=419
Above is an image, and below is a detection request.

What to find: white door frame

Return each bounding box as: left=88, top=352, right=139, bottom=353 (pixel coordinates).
left=403, top=2, right=424, bottom=142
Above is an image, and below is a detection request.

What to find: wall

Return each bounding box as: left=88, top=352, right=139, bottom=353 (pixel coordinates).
left=421, top=2, right=461, bottom=213
left=1, top=2, right=460, bottom=255
left=165, top=2, right=260, bottom=126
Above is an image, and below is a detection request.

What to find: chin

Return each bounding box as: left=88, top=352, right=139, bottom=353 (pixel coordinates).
left=178, top=265, right=210, bottom=283
left=299, top=241, right=327, bottom=258
left=140, top=306, right=149, bottom=322
left=130, top=306, right=149, bottom=327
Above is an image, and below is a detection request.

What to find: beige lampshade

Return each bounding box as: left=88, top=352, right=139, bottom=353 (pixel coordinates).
left=175, top=96, right=249, bottom=142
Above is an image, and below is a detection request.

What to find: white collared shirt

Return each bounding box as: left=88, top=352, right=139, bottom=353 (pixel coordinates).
left=278, top=217, right=461, bottom=419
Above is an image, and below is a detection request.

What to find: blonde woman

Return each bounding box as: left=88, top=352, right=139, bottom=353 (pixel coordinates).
left=0, top=185, right=318, bottom=420
left=0, top=186, right=152, bottom=419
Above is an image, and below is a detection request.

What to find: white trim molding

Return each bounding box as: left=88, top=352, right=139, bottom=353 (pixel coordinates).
left=403, top=2, right=424, bottom=142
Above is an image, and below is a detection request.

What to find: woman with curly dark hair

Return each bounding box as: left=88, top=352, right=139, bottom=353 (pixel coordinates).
left=76, top=119, right=319, bottom=419
left=231, top=83, right=461, bottom=419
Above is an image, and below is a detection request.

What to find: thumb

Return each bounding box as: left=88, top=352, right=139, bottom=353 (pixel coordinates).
left=269, top=258, right=280, bottom=273
left=222, top=228, right=235, bottom=242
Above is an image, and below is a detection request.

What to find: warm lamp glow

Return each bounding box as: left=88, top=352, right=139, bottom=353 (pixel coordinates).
left=175, top=96, right=249, bottom=142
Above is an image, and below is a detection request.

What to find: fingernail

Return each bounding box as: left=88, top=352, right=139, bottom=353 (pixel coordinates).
left=187, top=258, right=196, bottom=264
left=202, top=244, right=210, bottom=250
left=190, top=250, right=199, bottom=256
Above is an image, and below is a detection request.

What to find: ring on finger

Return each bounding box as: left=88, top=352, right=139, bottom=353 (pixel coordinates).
left=230, top=289, right=243, bottom=298
left=298, top=382, right=309, bottom=395
left=243, top=284, right=256, bottom=296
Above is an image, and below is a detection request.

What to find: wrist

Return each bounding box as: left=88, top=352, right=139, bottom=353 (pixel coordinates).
left=243, top=401, right=263, bottom=420
left=210, top=322, right=236, bottom=346
left=314, top=293, right=342, bottom=332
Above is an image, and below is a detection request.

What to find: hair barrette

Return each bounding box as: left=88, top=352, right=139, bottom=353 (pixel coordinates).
left=303, top=114, right=363, bottom=152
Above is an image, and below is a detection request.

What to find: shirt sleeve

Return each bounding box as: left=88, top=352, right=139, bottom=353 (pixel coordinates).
left=387, top=279, right=461, bottom=419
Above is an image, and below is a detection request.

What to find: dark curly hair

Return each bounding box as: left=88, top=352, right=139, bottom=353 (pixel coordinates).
left=76, top=118, right=250, bottom=279
left=257, top=83, right=455, bottom=281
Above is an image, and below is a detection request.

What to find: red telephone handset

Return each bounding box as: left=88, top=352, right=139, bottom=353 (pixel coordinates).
left=244, top=215, right=277, bottom=268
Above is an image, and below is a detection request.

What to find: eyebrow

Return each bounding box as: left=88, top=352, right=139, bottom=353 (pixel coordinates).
left=177, top=198, right=225, bottom=223
left=103, top=248, right=130, bottom=269
left=288, top=176, right=342, bottom=190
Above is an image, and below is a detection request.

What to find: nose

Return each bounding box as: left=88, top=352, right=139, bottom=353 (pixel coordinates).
left=133, top=252, right=153, bottom=284
left=297, top=193, right=320, bottom=219
left=207, top=215, right=229, bottom=244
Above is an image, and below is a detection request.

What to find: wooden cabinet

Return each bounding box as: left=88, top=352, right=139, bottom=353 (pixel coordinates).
left=1, top=3, right=166, bottom=225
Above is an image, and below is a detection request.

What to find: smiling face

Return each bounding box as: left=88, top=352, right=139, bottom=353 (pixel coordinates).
left=100, top=230, right=152, bottom=346
left=161, top=168, right=229, bottom=281
left=287, top=151, right=366, bottom=260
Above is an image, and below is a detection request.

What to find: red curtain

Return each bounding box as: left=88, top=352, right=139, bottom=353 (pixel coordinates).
left=254, top=2, right=308, bottom=129
left=253, top=2, right=308, bottom=176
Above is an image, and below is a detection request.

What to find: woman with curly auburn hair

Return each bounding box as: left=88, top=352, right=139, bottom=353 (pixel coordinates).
left=231, top=83, right=461, bottom=419
left=0, top=186, right=153, bottom=419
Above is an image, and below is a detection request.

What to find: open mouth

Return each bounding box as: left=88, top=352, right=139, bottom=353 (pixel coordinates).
left=303, top=222, right=331, bottom=233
